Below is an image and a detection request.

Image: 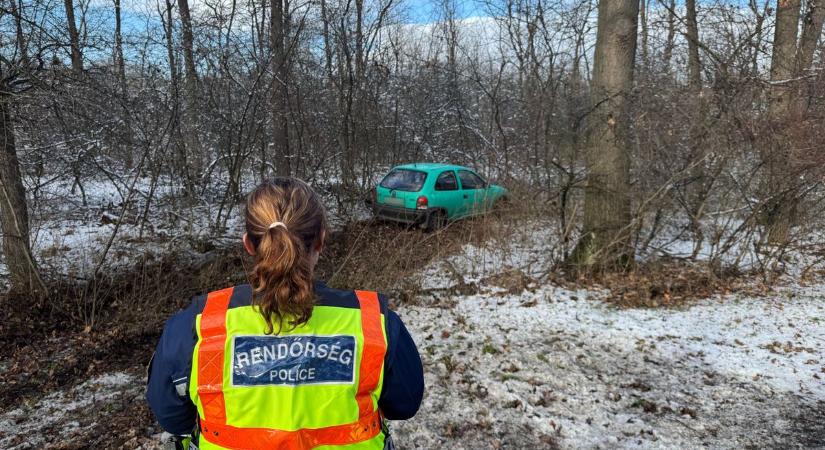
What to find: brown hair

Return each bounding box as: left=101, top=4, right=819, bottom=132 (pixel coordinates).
left=244, top=177, right=327, bottom=334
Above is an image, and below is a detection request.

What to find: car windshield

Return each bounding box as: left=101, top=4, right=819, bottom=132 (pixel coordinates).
left=380, top=169, right=427, bottom=192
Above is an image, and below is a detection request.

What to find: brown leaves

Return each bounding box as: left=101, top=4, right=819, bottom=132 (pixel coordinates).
left=481, top=269, right=537, bottom=295
left=573, top=260, right=767, bottom=308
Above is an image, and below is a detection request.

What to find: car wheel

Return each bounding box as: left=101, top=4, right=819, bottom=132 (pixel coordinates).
left=425, top=210, right=447, bottom=232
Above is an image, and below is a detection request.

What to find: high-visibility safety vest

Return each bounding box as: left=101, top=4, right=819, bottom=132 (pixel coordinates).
left=189, top=286, right=388, bottom=450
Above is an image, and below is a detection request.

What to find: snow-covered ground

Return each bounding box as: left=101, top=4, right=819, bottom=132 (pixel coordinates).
left=2, top=213, right=824, bottom=448
left=0, top=372, right=142, bottom=449
left=0, top=177, right=245, bottom=287
left=0, top=175, right=367, bottom=289
left=394, top=282, right=825, bottom=449
left=385, top=221, right=825, bottom=449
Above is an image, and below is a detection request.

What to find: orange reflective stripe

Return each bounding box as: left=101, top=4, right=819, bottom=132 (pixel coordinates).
left=197, top=287, right=234, bottom=425
left=354, top=290, right=387, bottom=417
left=200, top=409, right=382, bottom=450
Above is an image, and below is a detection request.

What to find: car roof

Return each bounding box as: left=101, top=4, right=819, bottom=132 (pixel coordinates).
left=393, top=163, right=470, bottom=173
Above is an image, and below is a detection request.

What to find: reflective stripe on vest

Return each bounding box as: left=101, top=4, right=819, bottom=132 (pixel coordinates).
left=195, top=288, right=387, bottom=450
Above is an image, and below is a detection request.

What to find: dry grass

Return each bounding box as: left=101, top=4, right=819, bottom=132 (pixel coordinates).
left=555, top=259, right=771, bottom=308
left=318, top=218, right=499, bottom=300
left=318, top=187, right=553, bottom=301
left=0, top=248, right=246, bottom=408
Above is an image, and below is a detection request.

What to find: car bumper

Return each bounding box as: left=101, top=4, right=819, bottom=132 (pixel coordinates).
left=373, top=204, right=428, bottom=224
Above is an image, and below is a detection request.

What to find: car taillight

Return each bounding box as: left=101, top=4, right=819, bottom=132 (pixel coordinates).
left=416, top=195, right=428, bottom=210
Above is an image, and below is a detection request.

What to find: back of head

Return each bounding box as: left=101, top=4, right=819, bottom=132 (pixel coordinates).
left=244, top=177, right=327, bottom=334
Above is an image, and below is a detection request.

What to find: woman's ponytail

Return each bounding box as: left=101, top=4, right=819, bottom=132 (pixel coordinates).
left=244, top=178, right=327, bottom=334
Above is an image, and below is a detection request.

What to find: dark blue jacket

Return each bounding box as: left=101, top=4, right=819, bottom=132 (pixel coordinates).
left=146, top=282, right=424, bottom=435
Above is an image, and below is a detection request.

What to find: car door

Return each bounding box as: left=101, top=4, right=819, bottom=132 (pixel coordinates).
left=430, top=170, right=462, bottom=218
left=457, top=170, right=487, bottom=217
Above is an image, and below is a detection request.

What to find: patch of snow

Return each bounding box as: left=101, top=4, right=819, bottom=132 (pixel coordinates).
left=394, top=280, right=825, bottom=448
left=0, top=372, right=139, bottom=449
left=416, top=219, right=561, bottom=290
left=392, top=221, right=825, bottom=449
left=1, top=173, right=372, bottom=284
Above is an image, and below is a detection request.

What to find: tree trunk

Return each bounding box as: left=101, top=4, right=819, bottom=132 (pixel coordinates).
left=178, top=0, right=198, bottom=93
left=0, top=95, right=43, bottom=295
left=765, top=0, right=802, bottom=243
left=685, top=0, right=701, bottom=87
left=177, top=0, right=203, bottom=177
left=114, top=0, right=126, bottom=95
left=162, top=0, right=179, bottom=107
left=796, top=0, right=825, bottom=73
left=63, top=0, right=83, bottom=75
left=320, top=0, right=334, bottom=82
left=271, top=0, right=291, bottom=176
left=685, top=0, right=705, bottom=250
left=355, top=0, right=365, bottom=83
left=161, top=0, right=191, bottom=197
left=320, top=0, right=350, bottom=182
left=770, top=0, right=802, bottom=115
left=9, top=0, right=29, bottom=67
left=352, top=0, right=365, bottom=186
left=639, top=0, right=649, bottom=69
left=570, top=0, right=639, bottom=270
left=113, top=0, right=132, bottom=169
left=662, top=0, right=676, bottom=70
left=795, top=0, right=825, bottom=116
left=337, top=10, right=355, bottom=185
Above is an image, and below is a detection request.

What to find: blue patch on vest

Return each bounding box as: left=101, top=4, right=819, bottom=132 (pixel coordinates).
left=232, top=335, right=356, bottom=386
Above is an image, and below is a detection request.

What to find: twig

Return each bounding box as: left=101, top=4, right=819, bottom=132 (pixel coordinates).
left=92, top=145, right=151, bottom=278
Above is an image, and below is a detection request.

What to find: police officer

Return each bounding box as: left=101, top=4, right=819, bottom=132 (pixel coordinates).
left=147, top=178, right=424, bottom=449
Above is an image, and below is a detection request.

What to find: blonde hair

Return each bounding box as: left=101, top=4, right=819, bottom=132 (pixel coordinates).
left=244, top=178, right=327, bottom=334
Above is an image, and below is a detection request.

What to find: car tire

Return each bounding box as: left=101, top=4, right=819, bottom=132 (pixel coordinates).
left=424, top=210, right=447, bottom=232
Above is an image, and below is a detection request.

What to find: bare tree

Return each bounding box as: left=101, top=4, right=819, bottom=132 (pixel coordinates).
left=796, top=0, right=825, bottom=111
left=271, top=0, right=292, bottom=176
left=765, top=0, right=804, bottom=243
left=640, top=0, right=649, bottom=68
left=321, top=0, right=335, bottom=81
left=63, top=0, right=83, bottom=75
left=113, top=0, right=126, bottom=96
left=158, top=0, right=191, bottom=196
left=1, top=0, right=822, bottom=289
left=662, top=0, right=676, bottom=70
left=570, top=0, right=639, bottom=269
left=0, top=1, right=51, bottom=295
left=797, top=0, right=825, bottom=74
left=685, top=0, right=701, bottom=87
left=177, top=0, right=203, bottom=179
left=329, top=0, right=395, bottom=186
left=8, top=0, right=29, bottom=67
left=0, top=94, right=43, bottom=294
left=769, top=0, right=802, bottom=116
left=747, top=0, right=770, bottom=77
left=684, top=0, right=707, bottom=255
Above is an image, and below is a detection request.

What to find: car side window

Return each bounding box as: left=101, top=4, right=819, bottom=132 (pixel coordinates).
left=458, top=170, right=485, bottom=190
left=435, top=171, right=458, bottom=191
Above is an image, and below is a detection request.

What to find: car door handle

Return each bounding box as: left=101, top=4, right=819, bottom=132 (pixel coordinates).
left=463, top=194, right=468, bottom=199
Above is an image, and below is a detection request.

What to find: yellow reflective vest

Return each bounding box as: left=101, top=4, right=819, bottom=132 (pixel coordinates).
left=189, top=286, right=387, bottom=450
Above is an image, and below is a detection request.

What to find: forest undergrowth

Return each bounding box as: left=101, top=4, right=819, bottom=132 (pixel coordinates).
left=1, top=192, right=823, bottom=448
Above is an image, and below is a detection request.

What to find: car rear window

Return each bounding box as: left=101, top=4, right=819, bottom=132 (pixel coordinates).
left=380, top=169, right=427, bottom=192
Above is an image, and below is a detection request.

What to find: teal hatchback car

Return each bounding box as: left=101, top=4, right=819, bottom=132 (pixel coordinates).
left=371, top=163, right=508, bottom=230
